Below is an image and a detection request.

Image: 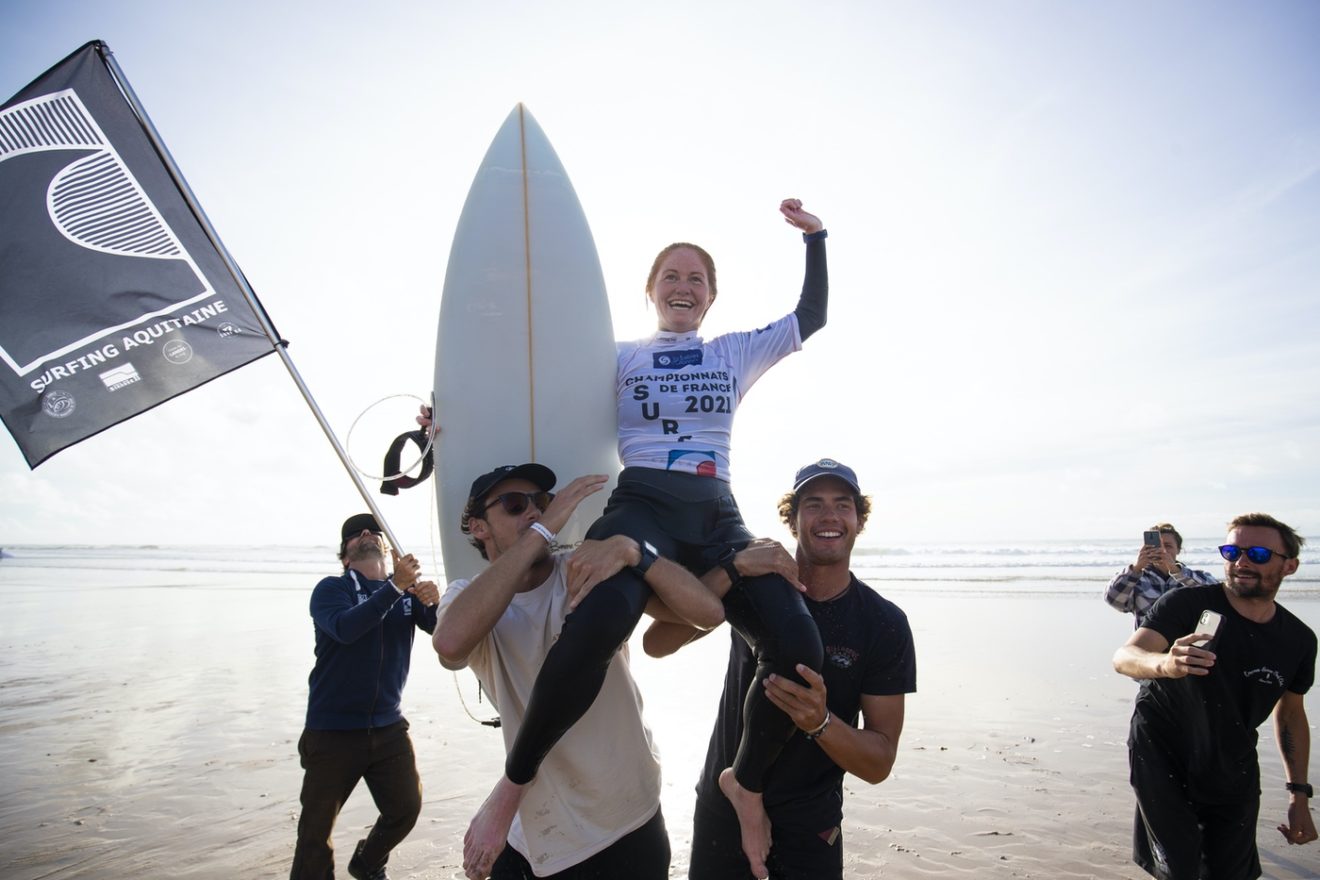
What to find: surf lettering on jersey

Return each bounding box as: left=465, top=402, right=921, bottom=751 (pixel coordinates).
left=629, top=369, right=734, bottom=437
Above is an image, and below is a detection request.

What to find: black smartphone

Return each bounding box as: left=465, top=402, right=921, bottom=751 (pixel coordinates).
left=1143, top=530, right=1162, bottom=547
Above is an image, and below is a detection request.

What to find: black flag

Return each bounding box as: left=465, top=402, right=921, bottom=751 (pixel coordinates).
left=0, top=41, right=276, bottom=467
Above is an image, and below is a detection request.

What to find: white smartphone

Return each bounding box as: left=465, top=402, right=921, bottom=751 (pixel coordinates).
left=1191, top=610, right=1223, bottom=650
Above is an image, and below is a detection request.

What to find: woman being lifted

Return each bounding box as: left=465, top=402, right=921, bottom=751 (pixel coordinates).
left=465, top=198, right=829, bottom=880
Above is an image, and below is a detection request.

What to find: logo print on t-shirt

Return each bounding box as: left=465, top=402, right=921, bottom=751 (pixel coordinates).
left=1243, top=666, right=1286, bottom=687
left=827, top=647, right=859, bottom=669
left=654, top=350, right=702, bottom=369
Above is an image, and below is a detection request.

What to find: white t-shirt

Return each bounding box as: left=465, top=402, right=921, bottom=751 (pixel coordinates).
left=615, top=313, right=802, bottom=480
left=440, top=554, right=662, bottom=875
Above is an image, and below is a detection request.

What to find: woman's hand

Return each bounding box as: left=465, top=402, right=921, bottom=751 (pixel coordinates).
left=780, top=198, right=823, bottom=234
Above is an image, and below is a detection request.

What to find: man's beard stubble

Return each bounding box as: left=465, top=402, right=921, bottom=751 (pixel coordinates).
left=1226, top=572, right=1276, bottom=600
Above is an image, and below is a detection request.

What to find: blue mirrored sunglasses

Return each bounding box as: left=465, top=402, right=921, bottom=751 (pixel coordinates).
left=1218, top=544, right=1290, bottom=564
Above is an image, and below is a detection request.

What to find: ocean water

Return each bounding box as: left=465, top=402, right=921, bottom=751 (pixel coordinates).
left=853, top=537, right=1320, bottom=596
left=1, top=538, right=1317, bottom=597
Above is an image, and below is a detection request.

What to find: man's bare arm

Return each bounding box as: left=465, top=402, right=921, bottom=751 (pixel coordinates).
left=643, top=539, right=800, bottom=657
left=432, top=527, right=546, bottom=669
left=1274, top=690, right=1317, bottom=845
left=566, top=535, right=724, bottom=629
left=1113, top=627, right=1216, bottom=680
left=818, top=692, right=905, bottom=784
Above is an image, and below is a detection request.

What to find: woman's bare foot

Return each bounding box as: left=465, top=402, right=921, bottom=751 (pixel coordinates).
left=719, top=767, right=771, bottom=878
left=462, top=775, right=527, bottom=879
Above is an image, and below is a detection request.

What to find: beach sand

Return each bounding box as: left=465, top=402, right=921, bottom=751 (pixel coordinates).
left=1, top=561, right=1317, bottom=879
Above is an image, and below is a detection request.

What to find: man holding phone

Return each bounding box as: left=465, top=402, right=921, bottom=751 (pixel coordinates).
left=1113, top=512, right=1316, bottom=879
left=1105, top=522, right=1219, bottom=626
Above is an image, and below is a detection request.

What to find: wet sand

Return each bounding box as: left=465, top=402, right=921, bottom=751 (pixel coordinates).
left=1, top=563, right=1316, bottom=878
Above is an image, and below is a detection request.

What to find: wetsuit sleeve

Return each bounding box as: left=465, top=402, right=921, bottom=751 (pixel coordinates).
left=310, top=575, right=401, bottom=644
left=794, top=233, right=828, bottom=341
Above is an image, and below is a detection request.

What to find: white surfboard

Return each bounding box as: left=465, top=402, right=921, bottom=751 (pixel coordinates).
left=434, top=104, right=618, bottom=583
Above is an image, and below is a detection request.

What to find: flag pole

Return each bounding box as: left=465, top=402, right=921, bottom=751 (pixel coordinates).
left=96, top=42, right=414, bottom=560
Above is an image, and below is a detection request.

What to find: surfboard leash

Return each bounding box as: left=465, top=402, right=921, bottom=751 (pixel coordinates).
left=424, top=472, right=501, bottom=729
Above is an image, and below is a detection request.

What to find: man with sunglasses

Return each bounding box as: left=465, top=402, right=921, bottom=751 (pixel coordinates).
left=1105, top=522, right=1220, bottom=627
left=1114, top=512, right=1316, bottom=880
left=432, top=464, right=723, bottom=880
left=291, top=514, right=440, bottom=880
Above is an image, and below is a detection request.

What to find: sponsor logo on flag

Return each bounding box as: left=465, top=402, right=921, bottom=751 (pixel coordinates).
left=98, top=363, right=141, bottom=391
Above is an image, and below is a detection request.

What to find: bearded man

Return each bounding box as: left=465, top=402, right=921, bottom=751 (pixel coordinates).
left=290, top=514, right=440, bottom=880
left=1113, top=512, right=1316, bottom=879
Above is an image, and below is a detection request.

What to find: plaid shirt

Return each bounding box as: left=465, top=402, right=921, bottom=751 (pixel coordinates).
left=1104, top=563, right=1221, bottom=626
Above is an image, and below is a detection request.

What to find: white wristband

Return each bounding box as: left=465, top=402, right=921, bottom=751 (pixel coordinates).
left=804, top=710, right=831, bottom=740
left=528, top=522, right=555, bottom=545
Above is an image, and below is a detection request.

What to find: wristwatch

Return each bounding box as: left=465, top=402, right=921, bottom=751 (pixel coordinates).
left=1286, top=781, right=1313, bottom=797
left=717, top=546, right=742, bottom=587
left=632, top=539, right=659, bottom=578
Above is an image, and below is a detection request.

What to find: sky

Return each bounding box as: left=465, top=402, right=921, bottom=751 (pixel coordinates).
left=1, top=0, right=1318, bottom=554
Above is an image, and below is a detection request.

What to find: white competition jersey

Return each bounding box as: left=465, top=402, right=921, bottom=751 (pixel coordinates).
left=616, top=313, right=802, bottom=480
left=440, top=555, right=661, bottom=874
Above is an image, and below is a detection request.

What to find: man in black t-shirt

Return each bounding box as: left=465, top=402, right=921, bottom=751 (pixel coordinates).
left=644, top=459, right=917, bottom=879
left=1113, top=512, right=1317, bottom=880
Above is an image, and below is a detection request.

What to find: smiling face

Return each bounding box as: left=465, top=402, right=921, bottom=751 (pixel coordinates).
left=790, top=476, right=860, bottom=567
left=646, top=245, right=716, bottom=333
left=1222, top=524, right=1299, bottom=600
left=342, top=529, right=385, bottom=567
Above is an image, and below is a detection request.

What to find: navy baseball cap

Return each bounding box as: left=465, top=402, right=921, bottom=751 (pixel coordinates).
left=339, top=513, right=382, bottom=558
left=462, top=463, right=557, bottom=533
left=341, top=513, right=381, bottom=542
left=792, top=458, right=861, bottom=494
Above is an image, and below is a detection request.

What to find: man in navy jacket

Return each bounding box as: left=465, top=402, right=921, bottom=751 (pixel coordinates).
left=290, top=513, right=439, bottom=880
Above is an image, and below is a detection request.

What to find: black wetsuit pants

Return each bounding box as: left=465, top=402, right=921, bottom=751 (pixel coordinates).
left=504, top=467, right=823, bottom=792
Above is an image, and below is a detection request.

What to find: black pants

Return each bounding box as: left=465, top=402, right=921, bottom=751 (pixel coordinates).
left=490, top=805, right=670, bottom=879
left=289, top=721, right=422, bottom=880
left=688, top=796, right=843, bottom=880
left=1129, top=744, right=1261, bottom=880
left=504, top=468, right=823, bottom=791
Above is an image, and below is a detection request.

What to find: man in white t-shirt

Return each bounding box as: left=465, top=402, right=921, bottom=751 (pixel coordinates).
left=433, top=463, right=723, bottom=880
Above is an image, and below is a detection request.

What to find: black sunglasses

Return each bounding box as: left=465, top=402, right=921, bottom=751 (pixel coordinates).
left=483, top=491, right=553, bottom=517
left=1218, top=544, right=1291, bottom=564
